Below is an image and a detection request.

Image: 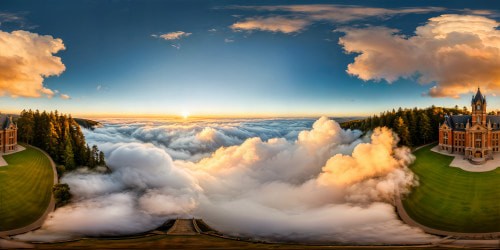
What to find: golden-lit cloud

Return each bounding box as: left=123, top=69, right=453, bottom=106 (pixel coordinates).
left=0, top=30, right=66, bottom=98
left=60, top=94, right=71, bottom=100
left=339, top=14, right=500, bottom=98
left=229, top=5, right=443, bottom=34
left=318, top=127, right=414, bottom=186
left=154, top=31, right=192, bottom=40
left=231, top=17, right=310, bottom=33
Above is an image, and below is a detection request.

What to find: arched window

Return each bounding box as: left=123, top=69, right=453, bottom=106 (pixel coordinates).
left=477, top=104, right=481, bottom=110
left=477, top=116, right=481, bottom=124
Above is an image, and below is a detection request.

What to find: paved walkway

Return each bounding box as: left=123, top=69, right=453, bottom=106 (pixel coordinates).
left=0, top=145, right=26, bottom=167
left=0, top=145, right=58, bottom=237
left=431, top=146, right=500, bottom=172
left=166, top=219, right=200, bottom=235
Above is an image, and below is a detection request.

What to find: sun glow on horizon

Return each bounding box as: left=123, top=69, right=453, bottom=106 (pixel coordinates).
left=181, top=111, right=190, bottom=119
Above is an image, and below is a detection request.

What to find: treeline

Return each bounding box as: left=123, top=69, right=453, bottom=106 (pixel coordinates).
left=340, top=105, right=470, bottom=147
left=16, top=109, right=106, bottom=174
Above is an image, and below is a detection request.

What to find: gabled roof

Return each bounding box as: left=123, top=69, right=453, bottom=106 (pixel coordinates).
left=445, top=115, right=470, bottom=131
left=472, top=88, right=486, bottom=104
left=442, top=114, right=500, bottom=131
left=0, top=115, right=16, bottom=130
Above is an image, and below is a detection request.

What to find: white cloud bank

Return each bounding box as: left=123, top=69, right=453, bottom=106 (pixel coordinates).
left=339, top=14, right=500, bottom=98
left=0, top=30, right=66, bottom=98
left=17, top=117, right=435, bottom=244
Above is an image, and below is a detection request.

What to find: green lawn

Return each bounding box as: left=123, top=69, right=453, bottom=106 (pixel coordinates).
left=402, top=144, right=500, bottom=233
left=0, top=145, right=54, bottom=231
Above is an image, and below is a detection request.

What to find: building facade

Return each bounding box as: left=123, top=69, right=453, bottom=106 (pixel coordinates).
left=438, top=88, right=500, bottom=164
left=0, top=115, right=18, bottom=153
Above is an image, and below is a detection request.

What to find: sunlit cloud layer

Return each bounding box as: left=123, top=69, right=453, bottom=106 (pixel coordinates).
left=229, top=5, right=444, bottom=33
left=18, top=118, right=435, bottom=244
left=83, top=118, right=315, bottom=161
left=339, top=14, right=500, bottom=98
left=0, top=30, right=66, bottom=98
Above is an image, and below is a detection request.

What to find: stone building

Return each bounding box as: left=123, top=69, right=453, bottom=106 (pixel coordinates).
left=438, top=88, right=500, bottom=164
left=0, top=115, right=18, bottom=153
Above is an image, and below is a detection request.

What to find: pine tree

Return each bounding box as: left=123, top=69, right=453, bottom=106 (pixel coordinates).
left=418, top=112, right=433, bottom=144
left=98, top=151, right=106, bottom=166
left=394, top=116, right=411, bottom=146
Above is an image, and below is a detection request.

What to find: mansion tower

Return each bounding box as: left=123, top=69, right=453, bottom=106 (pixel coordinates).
left=439, top=88, right=500, bottom=164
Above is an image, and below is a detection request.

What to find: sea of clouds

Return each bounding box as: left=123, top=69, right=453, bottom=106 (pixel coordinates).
left=17, top=117, right=436, bottom=244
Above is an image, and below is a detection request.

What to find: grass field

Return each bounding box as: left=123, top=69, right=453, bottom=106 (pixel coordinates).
left=402, top=144, right=500, bottom=233
left=0, top=145, right=54, bottom=231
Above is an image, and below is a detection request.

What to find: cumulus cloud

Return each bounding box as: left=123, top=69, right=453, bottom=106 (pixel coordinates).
left=338, top=14, right=500, bottom=98
left=0, top=30, right=66, bottom=98
left=154, top=31, right=192, bottom=40
left=18, top=117, right=435, bottom=244
left=318, top=127, right=415, bottom=186
left=228, top=5, right=443, bottom=33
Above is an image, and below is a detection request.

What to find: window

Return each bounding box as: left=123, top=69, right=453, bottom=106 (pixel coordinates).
left=477, top=104, right=481, bottom=110
left=477, top=116, right=481, bottom=124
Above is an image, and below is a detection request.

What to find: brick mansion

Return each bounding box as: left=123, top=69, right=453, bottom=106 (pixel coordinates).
left=439, top=88, right=500, bottom=163
left=0, top=115, right=18, bottom=153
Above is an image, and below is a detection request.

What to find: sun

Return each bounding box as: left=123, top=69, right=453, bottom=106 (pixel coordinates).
left=181, top=111, right=190, bottom=119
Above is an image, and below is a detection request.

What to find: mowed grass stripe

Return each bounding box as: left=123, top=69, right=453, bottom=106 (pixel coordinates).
left=403, top=144, right=500, bottom=232
left=0, top=145, right=54, bottom=231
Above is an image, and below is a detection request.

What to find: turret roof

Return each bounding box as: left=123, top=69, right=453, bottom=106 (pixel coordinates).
left=472, top=88, right=486, bottom=104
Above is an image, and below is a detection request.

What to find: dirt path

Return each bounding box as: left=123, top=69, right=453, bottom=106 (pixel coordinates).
left=0, top=145, right=58, bottom=237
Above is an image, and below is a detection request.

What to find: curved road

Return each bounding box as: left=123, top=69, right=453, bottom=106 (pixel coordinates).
left=0, top=145, right=58, bottom=237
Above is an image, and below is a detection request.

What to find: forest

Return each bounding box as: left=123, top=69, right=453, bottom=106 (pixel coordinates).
left=16, top=109, right=106, bottom=175
left=340, top=105, right=471, bottom=147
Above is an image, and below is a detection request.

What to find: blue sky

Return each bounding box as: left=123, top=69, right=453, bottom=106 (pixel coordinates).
left=1, top=0, right=500, bottom=117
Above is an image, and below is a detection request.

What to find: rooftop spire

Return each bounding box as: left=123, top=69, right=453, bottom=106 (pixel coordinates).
left=472, top=87, right=486, bottom=104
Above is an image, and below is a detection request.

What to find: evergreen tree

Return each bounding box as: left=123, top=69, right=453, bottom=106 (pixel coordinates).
left=16, top=109, right=106, bottom=174
left=52, top=183, right=72, bottom=207
left=394, top=116, right=411, bottom=146
left=418, top=112, right=433, bottom=144
left=98, top=151, right=106, bottom=166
